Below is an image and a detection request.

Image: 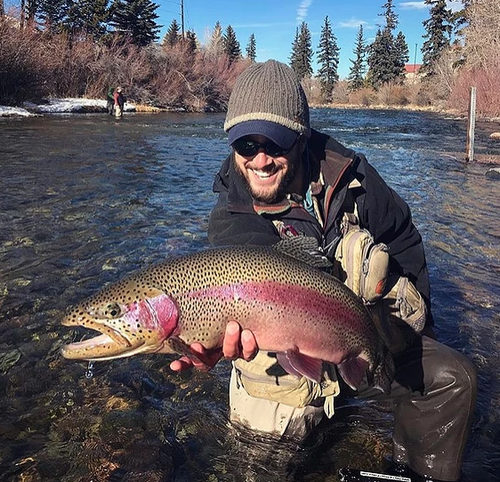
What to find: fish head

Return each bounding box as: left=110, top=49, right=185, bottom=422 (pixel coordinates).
left=61, top=277, right=179, bottom=361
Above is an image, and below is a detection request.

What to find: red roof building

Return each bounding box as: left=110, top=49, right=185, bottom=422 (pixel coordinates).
left=404, top=64, right=422, bottom=80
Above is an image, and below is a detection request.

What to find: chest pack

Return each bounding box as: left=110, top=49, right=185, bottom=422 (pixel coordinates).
left=333, top=189, right=427, bottom=354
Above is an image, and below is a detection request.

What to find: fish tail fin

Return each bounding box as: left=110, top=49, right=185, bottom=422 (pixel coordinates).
left=337, top=356, right=370, bottom=391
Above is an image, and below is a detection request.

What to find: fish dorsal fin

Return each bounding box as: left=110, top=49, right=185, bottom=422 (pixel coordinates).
left=273, top=236, right=332, bottom=268
left=276, top=349, right=323, bottom=383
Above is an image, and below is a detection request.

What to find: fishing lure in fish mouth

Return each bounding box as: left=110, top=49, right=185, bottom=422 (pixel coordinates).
left=61, top=240, right=394, bottom=393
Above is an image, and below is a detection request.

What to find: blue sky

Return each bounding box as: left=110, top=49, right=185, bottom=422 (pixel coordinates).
left=3, top=0, right=464, bottom=79
left=157, top=0, right=463, bottom=78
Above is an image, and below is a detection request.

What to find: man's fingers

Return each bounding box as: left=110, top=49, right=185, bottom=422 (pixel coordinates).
left=169, top=343, right=219, bottom=372
left=170, top=356, right=194, bottom=372
left=241, top=329, right=258, bottom=361
left=223, top=321, right=242, bottom=359
left=222, top=321, right=258, bottom=360
left=170, top=322, right=258, bottom=371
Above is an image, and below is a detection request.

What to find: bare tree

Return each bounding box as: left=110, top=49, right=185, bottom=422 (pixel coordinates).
left=463, top=0, right=500, bottom=69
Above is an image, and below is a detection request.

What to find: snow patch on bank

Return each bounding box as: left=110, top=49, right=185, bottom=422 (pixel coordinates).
left=0, top=98, right=136, bottom=117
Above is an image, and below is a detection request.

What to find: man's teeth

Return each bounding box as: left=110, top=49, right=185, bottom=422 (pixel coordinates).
left=252, top=170, right=274, bottom=179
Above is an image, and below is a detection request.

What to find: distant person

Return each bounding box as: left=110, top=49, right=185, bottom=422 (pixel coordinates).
left=106, top=86, right=115, bottom=115
left=114, top=87, right=125, bottom=118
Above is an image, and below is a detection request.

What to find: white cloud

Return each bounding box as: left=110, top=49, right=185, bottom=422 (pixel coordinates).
left=338, top=18, right=369, bottom=29
left=399, top=1, right=462, bottom=11
left=447, top=1, right=463, bottom=13
left=399, top=2, right=427, bottom=10
left=296, top=0, right=313, bottom=24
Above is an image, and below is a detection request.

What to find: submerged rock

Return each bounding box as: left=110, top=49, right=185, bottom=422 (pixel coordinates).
left=486, top=167, right=500, bottom=179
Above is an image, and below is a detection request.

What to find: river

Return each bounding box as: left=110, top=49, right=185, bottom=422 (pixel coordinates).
left=0, top=109, right=499, bottom=481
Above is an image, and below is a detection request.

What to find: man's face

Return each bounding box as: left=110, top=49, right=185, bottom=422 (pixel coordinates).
left=233, top=135, right=302, bottom=204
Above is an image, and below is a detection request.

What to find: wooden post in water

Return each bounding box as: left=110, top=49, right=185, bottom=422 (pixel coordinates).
left=465, top=86, right=476, bottom=162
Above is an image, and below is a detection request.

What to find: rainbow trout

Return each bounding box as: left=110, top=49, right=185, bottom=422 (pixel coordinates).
left=61, top=240, right=394, bottom=392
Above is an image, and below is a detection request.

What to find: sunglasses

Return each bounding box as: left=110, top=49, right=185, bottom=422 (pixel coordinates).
left=232, top=136, right=300, bottom=158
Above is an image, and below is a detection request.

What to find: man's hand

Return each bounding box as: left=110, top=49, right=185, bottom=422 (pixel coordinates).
left=169, top=321, right=258, bottom=372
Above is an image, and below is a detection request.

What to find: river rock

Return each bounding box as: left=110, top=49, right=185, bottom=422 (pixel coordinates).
left=490, top=132, right=500, bottom=140
left=485, top=167, right=500, bottom=179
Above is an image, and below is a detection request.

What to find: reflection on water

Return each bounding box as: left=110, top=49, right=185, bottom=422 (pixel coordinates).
left=0, top=110, right=499, bottom=481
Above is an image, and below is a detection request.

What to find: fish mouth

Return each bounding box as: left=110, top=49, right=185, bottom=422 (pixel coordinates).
left=61, top=321, right=144, bottom=361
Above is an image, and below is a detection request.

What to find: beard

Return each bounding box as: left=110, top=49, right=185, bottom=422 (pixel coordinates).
left=233, top=157, right=299, bottom=205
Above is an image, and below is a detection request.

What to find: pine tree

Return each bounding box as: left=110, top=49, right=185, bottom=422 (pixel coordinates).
left=379, top=0, right=397, bottom=31
left=451, top=0, right=471, bottom=41
left=185, top=30, right=198, bottom=54
left=421, top=0, right=453, bottom=76
left=348, top=24, right=367, bottom=91
left=394, top=31, right=410, bottom=82
left=23, top=0, right=38, bottom=26
left=290, top=22, right=313, bottom=80
left=110, top=0, right=161, bottom=47
left=163, top=18, right=181, bottom=47
left=316, top=16, right=340, bottom=102
left=67, top=0, right=110, bottom=40
left=289, top=27, right=300, bottom=73
left=207, top=21, right=224, bottom=57
left=367, top=0, right=409, bottom=88
left=37, top=0, right=71, bottom=33
left=223, top=25, right=241, bottom=64
left=246, top=33, right=256, bottom=62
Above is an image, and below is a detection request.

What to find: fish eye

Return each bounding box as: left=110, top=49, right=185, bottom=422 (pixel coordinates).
left=93, top=302, right=122, bottom=319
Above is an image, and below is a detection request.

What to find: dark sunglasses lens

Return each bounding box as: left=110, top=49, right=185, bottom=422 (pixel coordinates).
left=233, top=139, right=258, bottom=156
left=264, top=141, right=286, bottom=157
left=233, top=139, right=288, bottom=157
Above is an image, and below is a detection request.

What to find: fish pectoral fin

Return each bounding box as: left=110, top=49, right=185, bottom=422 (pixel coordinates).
left=167, top=336, right=200, bottom=359
left=166, top=336, right=222, bottom=367
left=277, top=349, right=323, bottom=383
left=337, top=356, right=369, bottom=390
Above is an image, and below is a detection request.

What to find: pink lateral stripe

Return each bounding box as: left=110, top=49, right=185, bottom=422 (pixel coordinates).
left=186, top=281, right=364, bottom=328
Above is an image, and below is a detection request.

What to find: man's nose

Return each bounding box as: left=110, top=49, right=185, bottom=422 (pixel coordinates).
left=252, top=150, right=273, bottom=167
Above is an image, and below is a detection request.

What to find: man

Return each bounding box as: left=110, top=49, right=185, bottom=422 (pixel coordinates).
left=170, top=60, right=477, bottom=481
left=113, top=86, right=125, bottom=117
left=106, top=86, right=115, bottom=115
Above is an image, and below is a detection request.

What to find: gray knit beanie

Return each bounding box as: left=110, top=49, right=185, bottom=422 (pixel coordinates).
left=224, top=60, right=311, bottom=144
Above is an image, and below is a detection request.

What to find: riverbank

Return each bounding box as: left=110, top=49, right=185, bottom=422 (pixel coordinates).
left=2, top=98, right=499, bottom=164
left=0, top=98, right=171, bottom=117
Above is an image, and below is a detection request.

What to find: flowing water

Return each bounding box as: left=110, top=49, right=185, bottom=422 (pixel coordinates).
left=0, top=109, right=499, bottom=481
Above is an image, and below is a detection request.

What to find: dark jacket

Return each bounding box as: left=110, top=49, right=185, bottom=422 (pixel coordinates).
left=208, top=129, right=433, bottom=325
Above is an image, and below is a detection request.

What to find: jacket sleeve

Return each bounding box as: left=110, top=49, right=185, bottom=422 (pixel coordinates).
left=355, top=157, right=433, bottom=318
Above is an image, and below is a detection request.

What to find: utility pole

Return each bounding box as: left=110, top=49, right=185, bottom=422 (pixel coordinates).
left=413, top=43, right=417, bottom=83
left=180, top=0, right=185, bottom=39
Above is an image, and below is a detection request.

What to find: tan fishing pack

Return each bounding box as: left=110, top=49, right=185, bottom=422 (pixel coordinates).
left=334, top=209, right=427, bottom=354
left=234, top=353, right=340, bottom=418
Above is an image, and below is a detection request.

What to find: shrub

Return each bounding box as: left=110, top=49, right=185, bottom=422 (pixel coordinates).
left=376, top=82, right=409, bottom=106
left=0, top=22, right=51, bottom=104
left=448, top=60, right=500, bottom=117
left=348, top=87, right=376, bottom=107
